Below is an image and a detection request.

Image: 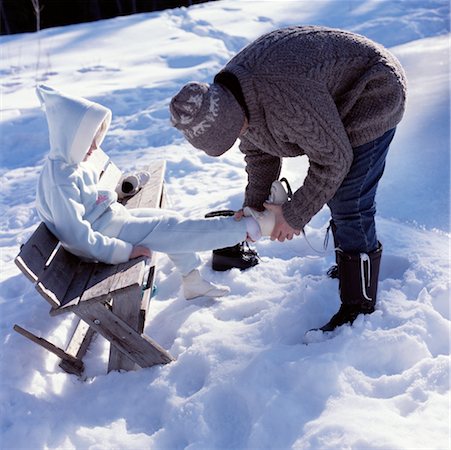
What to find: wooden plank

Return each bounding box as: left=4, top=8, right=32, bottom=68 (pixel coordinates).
left=77, top=262, right=118, bottom=304
left=36, top=247, right=81, bottom=308
left=137, top=193, right=163, bottom=339
left=64, top=320, right=94, bottom=357
left=88, top=148, right=110, bottom=177
left=59, top=320, right=95, bottom=376
left=108, top=284, right=142, bottom=372
left=110, top=257, right=146, bottom=293
left=140, top=161, right=166, bottom=208
left=78, top=257, right=145, bottom=304
left=160, top=183, right=167, bottom=208
left=139, top=264, right=156, bottom=333
left=15, top=223, right=59, bottom=282
left=92, top=257, right=146, bottom=372
left=49, top=261, right=101, bottom=316
left=74, top=301, right=174, bottom=368
left=49, top=242, right=147, bottom=317
left=49, top=261, right=96, bottom=316
left=13, top=324, right=84, bottom=375
left=84, top=148, right=121, bottom=190
left=97, top=160, right=123, bottom=191
left=136, top=178, right=163, bottom=208
left=140, top=184, right=166, bottom=327
left=123, top=161, right=165, bottom=209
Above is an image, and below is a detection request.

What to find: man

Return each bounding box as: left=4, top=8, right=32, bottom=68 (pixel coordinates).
left=169, top=26, right=407, bottom=332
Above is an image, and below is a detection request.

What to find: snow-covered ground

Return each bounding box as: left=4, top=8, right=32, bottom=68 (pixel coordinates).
left=1, top=1, right=450, bottom=449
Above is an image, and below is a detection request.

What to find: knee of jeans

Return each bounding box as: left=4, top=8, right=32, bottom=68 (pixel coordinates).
left=330, top=197, right=377, bottom=217
left=331, top=208, right=376, bottom=224
left=328, top=196, right=354, bottom=214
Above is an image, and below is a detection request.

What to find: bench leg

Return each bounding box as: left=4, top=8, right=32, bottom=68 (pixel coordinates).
left=108, top=261, right=159, bottom=372
left=74, top=300, right=174, bottom=370
left=108, top=285, right=142, bottom=372
left=59, top=319, right=96, bottom=375
left=13, top=324, right=85, bottom=376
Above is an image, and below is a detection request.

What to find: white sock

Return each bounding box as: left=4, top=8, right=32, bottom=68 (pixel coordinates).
left=243, top=216, right=262, bottom=241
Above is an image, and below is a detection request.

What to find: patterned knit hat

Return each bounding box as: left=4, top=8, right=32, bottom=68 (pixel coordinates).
left=169, top=81, right=245, bottom=156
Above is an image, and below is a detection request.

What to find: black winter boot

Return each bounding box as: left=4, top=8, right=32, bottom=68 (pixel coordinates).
left=320, top=243, right=382, bottom=332
left=204, top=209, right=260, bottom=271
left=212, top=242, right=259, bottom=271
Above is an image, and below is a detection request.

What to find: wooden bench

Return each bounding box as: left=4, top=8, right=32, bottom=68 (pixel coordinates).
left=13, top=150, right=174, bottom=377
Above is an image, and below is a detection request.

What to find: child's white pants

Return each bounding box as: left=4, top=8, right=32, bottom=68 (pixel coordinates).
left=116, top=208, right=248, bottom=275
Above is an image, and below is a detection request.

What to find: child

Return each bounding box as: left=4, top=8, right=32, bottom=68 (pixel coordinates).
left=35, top=85, right=270, bottom=300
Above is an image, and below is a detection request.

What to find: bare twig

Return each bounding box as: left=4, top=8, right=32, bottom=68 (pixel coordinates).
left=30, top=0, right=43, bottom=81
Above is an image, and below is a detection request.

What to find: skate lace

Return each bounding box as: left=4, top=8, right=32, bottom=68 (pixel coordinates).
left=279, top=177, right=293, bottom=199
left=301, top=229, right=329, bottom=255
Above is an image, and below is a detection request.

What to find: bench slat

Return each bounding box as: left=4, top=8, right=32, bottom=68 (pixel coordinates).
left=73, top=262, right=117, bottom=305
left=97, top=160, right=123, bottom=191
left=36, top=247, right=82, bottom=308
left=123, top=161, right=165, bottom=209
left=88, top=148, right=110, bottom=177
left=50, top=257, right=147, bottom=316
left=109, top=257, right=147, bottom=293
left=58, top=261, right=96, bottom=310
left=15, top=223, right=59, bottom=282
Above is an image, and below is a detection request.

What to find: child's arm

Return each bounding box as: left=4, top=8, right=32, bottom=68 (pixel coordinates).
left=49, top=183, right=132, bottom=264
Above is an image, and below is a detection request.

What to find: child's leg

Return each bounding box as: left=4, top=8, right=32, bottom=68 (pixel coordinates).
left=121, top=209, right=248, bottom=253
left=122, top=208, right=261, bottom=299
left=120, top=208, right=200, bottom=275
left=127, top=208, right=172, bottom=219
left=117, top=210, right=249, bottom=275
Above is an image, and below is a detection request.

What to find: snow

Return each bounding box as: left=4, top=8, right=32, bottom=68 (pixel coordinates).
left=1, top=0, right=450, bottom=449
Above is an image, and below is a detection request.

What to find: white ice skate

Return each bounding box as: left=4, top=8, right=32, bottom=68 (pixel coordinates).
left=116, top=171, right=151, bottom=200
left=266, top=179, right=289, bottom=205
left=242, top=206, right=276, bottom=237
left=242, top=179, right=290, bottom=236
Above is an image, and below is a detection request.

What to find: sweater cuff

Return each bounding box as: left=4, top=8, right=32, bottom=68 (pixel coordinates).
left=244, top=191, right=268, bottom=209
left=109, top=241, right=133, bottom=264
left=282, top=201, right=307, bottom=231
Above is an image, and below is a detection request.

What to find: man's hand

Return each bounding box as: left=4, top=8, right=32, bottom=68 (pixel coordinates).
left=130, top=246, right=152, bottom=260
left=264, top=203, right=301, bottom=242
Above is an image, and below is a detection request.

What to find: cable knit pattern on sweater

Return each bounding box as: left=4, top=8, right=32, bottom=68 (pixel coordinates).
left=218, top=26, right=407, bottom=230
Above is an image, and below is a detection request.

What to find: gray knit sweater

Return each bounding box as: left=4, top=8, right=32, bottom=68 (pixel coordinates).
left=217, top=26, right=407, bottom=230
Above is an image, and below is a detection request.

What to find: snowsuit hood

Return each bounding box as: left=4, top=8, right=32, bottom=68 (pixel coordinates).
left=36, top=84, right=112, bottom=165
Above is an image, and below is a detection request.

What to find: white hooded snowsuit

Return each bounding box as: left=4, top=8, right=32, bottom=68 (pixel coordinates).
left=35, top=85, right=248, bottom=274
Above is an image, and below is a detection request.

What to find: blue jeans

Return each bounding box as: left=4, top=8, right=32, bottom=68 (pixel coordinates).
left=327, top=128, right=396, bottom=254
